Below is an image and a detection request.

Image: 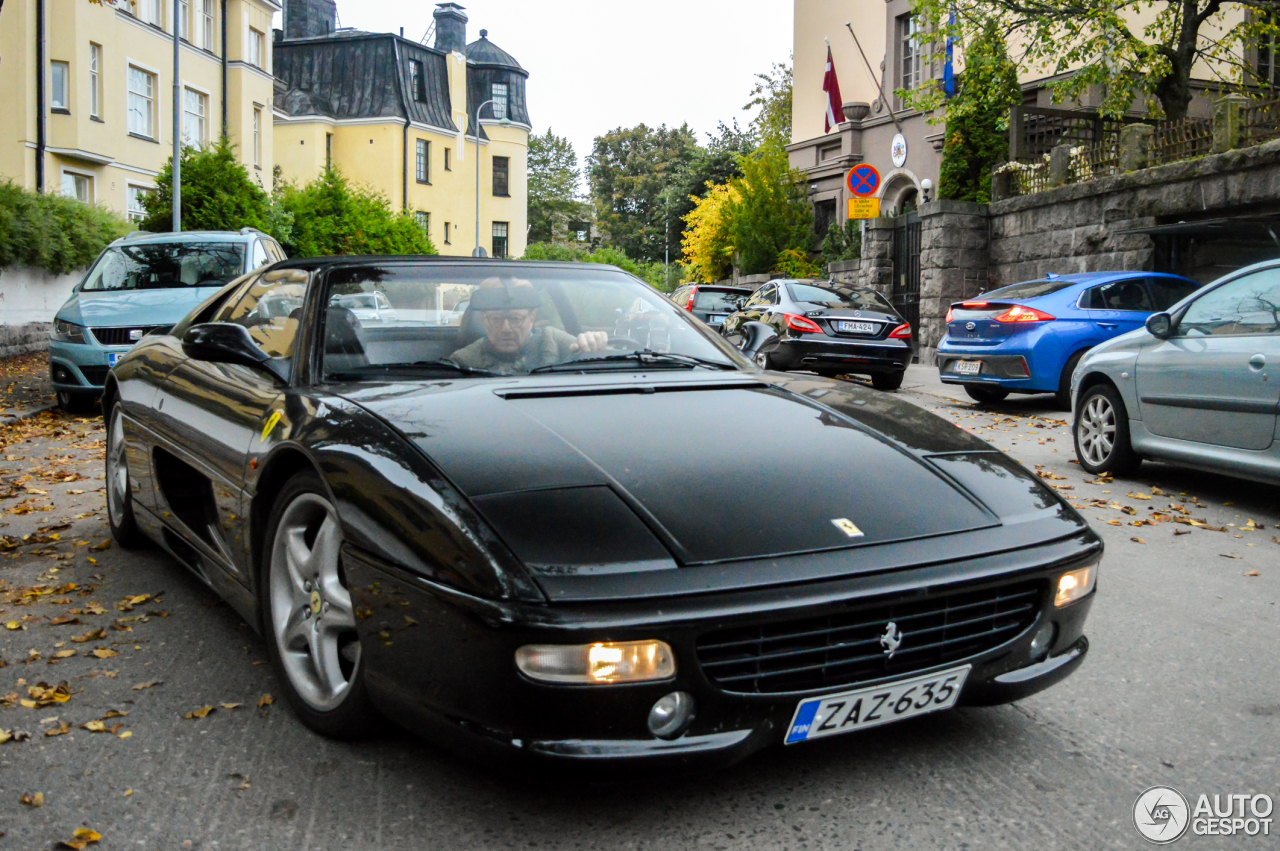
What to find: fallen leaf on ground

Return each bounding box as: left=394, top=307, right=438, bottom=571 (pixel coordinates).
left=56, top=827, right=102, bottom=849
left=257, top=694, right=273, bottom=708
left=1106, top=520, right=1122, bottom=526
left=1128, top=493, right=1152, bottom=500
left=88, top=540, right=111, bottom=552
left=220, top=702, right=243, bottom=710
left=20, top=791, right=43, bottom=807
left=54, top=649, right=76, bottom=659
left=1244, top=570, right=1260, bottom=577
left=183, top=706, right=215, bottom=720
left=44, top=721, right=71, bottom=737
left=1174, top=529, right=1191, bottom=536
left=1131, top=538, right=1146, bottom=544
left=131, top=681, right=162, bottom=691
left=101, top=709, right=128, bottom=719
left=115, top=594, right=150, bottom=612
left=71, top=628, right=106, bottom=643
left=124, top=789, right=133, bottom=797
left=0, top=729, right=32, bottom=744
left=1221, top=553, right=1240, bottom=559
left=117, top=730, right=132, bottom=739
left=26, top=681, right=71, bottom=706
left=50, top=616, right=80, bottom=625
left=1151, top=486, right=1166, bottom=496
left=90, top=648, right=117, bottom=659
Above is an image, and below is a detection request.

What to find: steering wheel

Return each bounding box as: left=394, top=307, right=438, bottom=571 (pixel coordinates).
left=605, top=335, right=643, bottom=350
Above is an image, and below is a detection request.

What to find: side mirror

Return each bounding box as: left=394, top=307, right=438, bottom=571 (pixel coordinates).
left=739, top=320, right=781, bottom=357
left=1145, top=312, right=1173, bottom=339
left=182, top=323, right=286, bottom=382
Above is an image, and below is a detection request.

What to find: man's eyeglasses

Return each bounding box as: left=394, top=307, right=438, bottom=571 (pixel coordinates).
left=480, top=311, right=535, bottom=328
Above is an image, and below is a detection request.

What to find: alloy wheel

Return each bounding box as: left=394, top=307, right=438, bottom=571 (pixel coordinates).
left=269, top=494, right=361, bottom=712
left=106, top=407, right=128, bottom=524
left=1078, top=394, right=1117, bottom=467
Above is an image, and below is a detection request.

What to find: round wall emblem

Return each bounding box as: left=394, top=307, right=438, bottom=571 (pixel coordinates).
left=891, top=133, right=908, bottom=168
left=1133, top=786, right=1190, bottom=844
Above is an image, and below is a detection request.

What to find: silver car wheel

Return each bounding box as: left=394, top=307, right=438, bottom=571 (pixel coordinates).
left=755, top=351, right=769, bottom=369
left=1078, top=394, right=1117, bottom=467
left=269, top=493, right=360, bottom=712
left=106, top=407, right=128, bottom=523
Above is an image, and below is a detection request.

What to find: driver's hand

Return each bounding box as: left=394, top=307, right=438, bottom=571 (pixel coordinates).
left=570, top=331, right=608, bottom=353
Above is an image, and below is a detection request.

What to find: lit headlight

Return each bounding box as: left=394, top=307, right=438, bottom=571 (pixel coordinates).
left=1055, top=563, right=1098, bottom=607
left=52, top=320, right=86, bottom=344
left=515, top=640, right=675, bottom=684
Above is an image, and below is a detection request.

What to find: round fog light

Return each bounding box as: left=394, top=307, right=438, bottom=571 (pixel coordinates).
left=648, top=691, right=695, bottom=740
left=1029, top=622, right=1056, bottom=662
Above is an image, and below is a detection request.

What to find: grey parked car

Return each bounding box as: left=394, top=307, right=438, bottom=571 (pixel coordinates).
left=1070, top=259, right=1280, bottom=483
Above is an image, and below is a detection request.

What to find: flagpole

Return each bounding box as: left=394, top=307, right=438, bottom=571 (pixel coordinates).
left=843, top=22, right=904, bottom=135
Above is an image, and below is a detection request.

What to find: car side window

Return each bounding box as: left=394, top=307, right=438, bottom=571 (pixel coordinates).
left=265, top=240, right=287, bottom=263
left=1088, top=279, right=1152, bottom=311
left=250, top=240, right=272, bottom=269
left=217, top=269, right=311, bottom=358
left=1147, top=277, right=1200, bottom=312
left=745, top=286, right=772, bottom=309
left=1179, top=268, right=1280, bottom=337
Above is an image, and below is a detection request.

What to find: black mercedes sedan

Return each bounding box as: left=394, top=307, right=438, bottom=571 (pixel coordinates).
left=721, top=280, right=915, bottom=390
left=103, top=257, right=1100, bottom=767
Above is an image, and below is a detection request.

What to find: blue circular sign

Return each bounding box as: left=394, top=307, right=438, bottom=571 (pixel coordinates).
left=847, top=164, right=881, bottom=197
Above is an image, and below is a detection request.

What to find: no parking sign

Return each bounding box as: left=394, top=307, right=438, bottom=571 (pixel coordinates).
left=846, top=164, right=881, bottom=219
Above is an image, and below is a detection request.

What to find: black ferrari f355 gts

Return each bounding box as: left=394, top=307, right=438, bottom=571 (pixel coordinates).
left=104, top=257, right=1101, bottom=766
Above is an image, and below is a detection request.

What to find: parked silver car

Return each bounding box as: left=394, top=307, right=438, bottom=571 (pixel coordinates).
left=1070, top=259, right=1280, bottom=483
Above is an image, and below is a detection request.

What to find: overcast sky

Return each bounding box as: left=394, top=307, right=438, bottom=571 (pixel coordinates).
left=288, top=0, right=793, bottom=182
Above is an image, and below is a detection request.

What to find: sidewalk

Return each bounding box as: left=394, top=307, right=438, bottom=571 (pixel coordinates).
left=0, top=351, right=56, bottom=421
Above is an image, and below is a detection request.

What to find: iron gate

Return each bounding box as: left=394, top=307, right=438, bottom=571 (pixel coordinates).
left=891, top=211, right=921, bottom=341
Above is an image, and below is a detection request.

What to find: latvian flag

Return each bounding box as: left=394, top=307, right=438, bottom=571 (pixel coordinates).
left=823, top=46, right=844, bottom=133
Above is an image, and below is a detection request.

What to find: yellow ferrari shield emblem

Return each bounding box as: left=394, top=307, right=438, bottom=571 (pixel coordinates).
left=831, top=518, right=864, bottom=538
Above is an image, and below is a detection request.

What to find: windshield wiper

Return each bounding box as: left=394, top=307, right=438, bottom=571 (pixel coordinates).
left=530, top=351, right=737, bottom=374
left=327, top=360, right=502, bottom=379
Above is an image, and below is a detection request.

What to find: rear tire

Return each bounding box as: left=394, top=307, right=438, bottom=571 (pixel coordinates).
left=1074, top=384, right=1141, bottom=476
left=964, top=385, right=1009, bottom=404
left=754, top=350, right=776, bottom=371
left=1055, top=350, right=1087, bottom=411
left=105, top=402, right=147, bottom=548
left=263, top=471, right=376, bottom=738
left=872, top=371, right=906, bottom=391
left=57, top=390, right=94, bottom=415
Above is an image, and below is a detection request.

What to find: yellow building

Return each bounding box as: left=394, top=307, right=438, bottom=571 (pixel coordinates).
left=0, top=0, right=278, bottom=220
left=272, top=1, right=529, bottom=259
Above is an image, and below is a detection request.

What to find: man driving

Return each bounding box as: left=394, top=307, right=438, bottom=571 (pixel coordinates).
left=450, top=277, right=608, bottom=374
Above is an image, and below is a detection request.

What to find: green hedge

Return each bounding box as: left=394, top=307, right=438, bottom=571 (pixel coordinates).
left=0, top=180, right=131, bottom=275
left=521, top=242, right=672, bottom=291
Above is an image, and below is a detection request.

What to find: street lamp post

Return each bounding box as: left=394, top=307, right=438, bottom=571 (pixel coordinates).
left=471, top=98, right=511, bottom=257
left=171, top=0, right=182, bottom=232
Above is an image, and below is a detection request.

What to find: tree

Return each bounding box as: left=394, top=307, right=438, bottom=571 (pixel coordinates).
left=521, top=242, right=668, bottom=289
left=663, top=122, right=757, bottom=249
left=743, top=60, right=794, bottom=143
left=0, top=180, right=129, bottom=275
left=586, top=123, right=699, bottom=263
left=139, top=138, right=275, bottom=234
left=936, top=22, right=1021, bottom=202
left=726, top=139, right=814, bottom=276
left=680, top=181, right=739, bottom=283
left=274, top=169, right=435, bottom=257
left=904, top=1, right=1280, bottom=121
left=818, top=220, right=862, bottom=267
left=527, top=129, right=584, bottom=244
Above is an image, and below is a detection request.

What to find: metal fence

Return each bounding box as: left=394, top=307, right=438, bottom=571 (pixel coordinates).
left=1149, top=117, right=1214, bottom=165
left=1076, top=136, right=1121, bottom=180
left=1243, top=98, right=1280, bottom=146
left=1009, top=105, right=1137, bottom=160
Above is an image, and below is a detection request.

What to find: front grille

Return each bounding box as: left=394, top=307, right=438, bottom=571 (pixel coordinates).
left=89, top=325, right=170, bottom=346
left=697, top=580, right=1043, bottom=694
left=78, top=366, right=110, bottom=387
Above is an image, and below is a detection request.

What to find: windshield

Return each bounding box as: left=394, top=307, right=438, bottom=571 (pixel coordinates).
left=81, top=243, right=246, bottom=291
left=981, top=279, right=1075, bottom=301
left=321, top=264, right=744, bottom=380
left=694, top=290, right=746, bottom=311
left=787, top=283, right=895, bottom=312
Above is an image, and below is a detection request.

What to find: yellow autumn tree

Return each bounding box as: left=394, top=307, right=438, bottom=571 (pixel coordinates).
left=680, top=181, right=738, bottom=283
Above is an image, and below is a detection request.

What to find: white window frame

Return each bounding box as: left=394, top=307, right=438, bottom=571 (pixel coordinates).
left=126, top=62, right=157, bottom=138
left=416, top=138, right=430, bottom=183
left=178, top=0, right=189, bottom=40
left=247, top=26, right=264, bottom=69
left=61, top=168, right=94, bottom=204
left=198, top=0, right=214, bottom=50
left=415, top=211, right=430, bottom=232
left=136, top=0, right=162, bottom=27
left=89, top=44, right=102, bottom=118
left=50, top=60, right=70, bottom=110
left=252, top=106, right=262, bottom=167
left=491, top=82, right=508, bottom=120
left=182, top=83, right=209, bottom=148
left=126, top=183, right=154, bottom=223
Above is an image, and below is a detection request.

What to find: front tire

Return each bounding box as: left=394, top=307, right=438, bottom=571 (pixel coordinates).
left=872, top=371, right=906, bottom=391
left=754, top=350, right=776, bottom=370
left=964, top=385, right=1009, bottom=404
left=1074, top=384, right=1141, bottom=475
left=105, top=403, right=147, bottom=548
left=263, top=472, right=375, bottom=738
left=57, top=390, right=94, bottom=415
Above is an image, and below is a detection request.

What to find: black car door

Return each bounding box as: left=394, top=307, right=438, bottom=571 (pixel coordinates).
left=150, top=269, right=309, bottom=583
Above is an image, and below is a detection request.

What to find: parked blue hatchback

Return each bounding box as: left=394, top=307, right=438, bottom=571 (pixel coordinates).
left=49, top=229, right=286, bottom=413
left=937, top=272, right=1201, bottom=409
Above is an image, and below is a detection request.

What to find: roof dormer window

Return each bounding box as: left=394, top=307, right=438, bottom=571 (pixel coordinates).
left=410, top=60, right=426, bottom=103
left=491, top=82, right=508, bottom=120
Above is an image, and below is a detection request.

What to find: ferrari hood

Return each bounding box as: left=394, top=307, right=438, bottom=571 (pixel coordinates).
left=343, top=374, right=1024, bottom=567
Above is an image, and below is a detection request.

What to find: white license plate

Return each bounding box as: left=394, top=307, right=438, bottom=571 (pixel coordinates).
left=953, top=360, right=982, bottom=375
left=107, top=352, right=123, bottom=366
left=784, top=665, right=970, bottom=744
left=706, top=314, right=727, bottom=324
left=837, top=321, right=877, bottom=335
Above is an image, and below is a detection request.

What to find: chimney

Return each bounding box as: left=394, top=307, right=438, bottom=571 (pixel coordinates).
left=284, top=0, right=337, bottom=39
left=433, top=2, right=468, bottom=53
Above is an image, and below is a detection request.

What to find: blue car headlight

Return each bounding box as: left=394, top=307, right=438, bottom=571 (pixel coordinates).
left=52, top=320, right=87, bottom=344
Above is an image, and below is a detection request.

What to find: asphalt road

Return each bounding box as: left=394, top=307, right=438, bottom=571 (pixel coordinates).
left=1, top=366, right=1277, bottom=850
